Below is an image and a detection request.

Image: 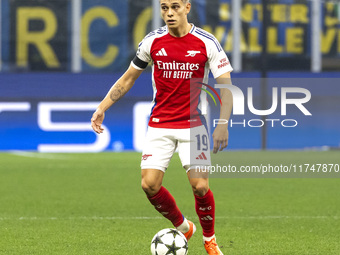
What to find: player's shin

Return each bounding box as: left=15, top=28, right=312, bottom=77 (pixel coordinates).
left=194, top=189, right=216, bottom=238
left=147, top=186, right=184, bottom=228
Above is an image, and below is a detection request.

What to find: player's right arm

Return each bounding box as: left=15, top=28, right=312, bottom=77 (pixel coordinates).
left=92, top=31, right=153, bottom=134
left=91, top=65, right=143, bottom=134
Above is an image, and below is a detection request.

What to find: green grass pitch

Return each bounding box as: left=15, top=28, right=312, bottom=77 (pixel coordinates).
left=0, top=151, right=339, bottom=254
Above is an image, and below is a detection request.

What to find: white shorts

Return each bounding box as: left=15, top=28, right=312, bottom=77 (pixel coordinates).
left=141, top=125, right=211, bottom=172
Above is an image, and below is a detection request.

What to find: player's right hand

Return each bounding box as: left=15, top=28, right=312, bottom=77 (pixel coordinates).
left=91, top=109, right=105, bottom=134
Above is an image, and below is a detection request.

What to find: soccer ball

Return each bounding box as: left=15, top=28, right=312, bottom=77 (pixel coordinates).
left=150, top=228, right=188, bottom=255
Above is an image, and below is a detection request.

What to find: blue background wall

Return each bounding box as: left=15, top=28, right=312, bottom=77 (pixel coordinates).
left=1, top=72, right=339, bottom=152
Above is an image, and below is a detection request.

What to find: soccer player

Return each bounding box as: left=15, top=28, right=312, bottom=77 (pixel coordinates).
left=91, top=0, right=233, bottom=254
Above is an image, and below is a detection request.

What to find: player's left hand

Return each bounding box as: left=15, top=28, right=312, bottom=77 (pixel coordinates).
left=91, top=109, right=105, bottom=134
left=212, top=124, right=229, bottom=153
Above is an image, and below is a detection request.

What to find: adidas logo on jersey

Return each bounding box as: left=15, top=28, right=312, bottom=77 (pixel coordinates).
left=196, top=152, right=207, bottom=160
left=156, top=48, right=168, bottom=56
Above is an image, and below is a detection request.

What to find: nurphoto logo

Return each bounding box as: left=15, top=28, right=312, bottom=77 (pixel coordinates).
left=197, top=80, right=312, bottom=128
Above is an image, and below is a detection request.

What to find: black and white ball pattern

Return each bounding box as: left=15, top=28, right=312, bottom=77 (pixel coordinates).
left=151, top=228, right=188, bottom=255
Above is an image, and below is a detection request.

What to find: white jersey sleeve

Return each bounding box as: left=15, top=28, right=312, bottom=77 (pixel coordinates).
left=132, top=28, right=161, bottom=70
left=137, top=35, right=153, bottom=63
left=208, top=41, right=233, bottom=78
left=193, top=28, right=233, bottom=78
left=132, top=26, right=169, bottom=70
left=131, top=32, right=154, bottom=70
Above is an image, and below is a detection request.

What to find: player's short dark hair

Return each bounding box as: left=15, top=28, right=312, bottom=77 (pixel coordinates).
left=160, top=0, right=190, bottom=4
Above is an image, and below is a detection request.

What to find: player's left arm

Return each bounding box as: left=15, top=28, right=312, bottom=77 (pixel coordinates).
left=212, top=71, right=233, bottom=153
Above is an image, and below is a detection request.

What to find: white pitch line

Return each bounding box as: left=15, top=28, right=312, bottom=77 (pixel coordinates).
left=7, top=151, right=70, bottom=160
left=0, top=215, right=338, bottom=221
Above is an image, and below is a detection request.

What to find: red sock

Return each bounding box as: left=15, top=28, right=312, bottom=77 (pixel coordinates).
left=147, top=186, right=184, bottom=228
left=195, top=189, right=215, bottom=237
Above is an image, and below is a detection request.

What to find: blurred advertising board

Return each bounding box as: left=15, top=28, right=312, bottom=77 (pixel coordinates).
left=0, top=0, right=339, bottom=72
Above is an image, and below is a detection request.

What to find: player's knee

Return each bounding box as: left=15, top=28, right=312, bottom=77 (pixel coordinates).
left=191, top=181, right=209, bottom=197
left=141, top=178, right=161, bottom=197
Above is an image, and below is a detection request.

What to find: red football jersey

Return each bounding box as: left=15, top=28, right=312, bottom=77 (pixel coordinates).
left=132, top=25, right=233, bottom=129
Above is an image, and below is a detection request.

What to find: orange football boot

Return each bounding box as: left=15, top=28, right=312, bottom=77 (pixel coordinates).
left=204, top=237, right=224, bottom=255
